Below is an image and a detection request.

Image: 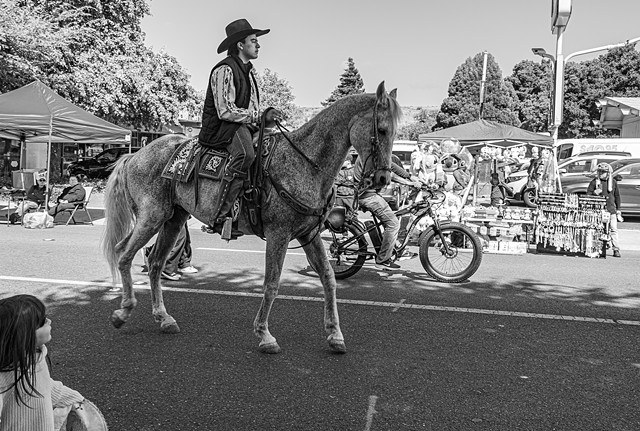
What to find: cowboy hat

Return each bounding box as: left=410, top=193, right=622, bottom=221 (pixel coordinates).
left=217, top=19, right=270, bottom=54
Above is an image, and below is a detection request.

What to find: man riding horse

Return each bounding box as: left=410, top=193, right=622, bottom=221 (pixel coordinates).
left=199, top=18, right=280, bottom=239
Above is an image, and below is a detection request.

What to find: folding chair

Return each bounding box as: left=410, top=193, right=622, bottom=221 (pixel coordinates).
left=62, top=186, right=94, bottom=226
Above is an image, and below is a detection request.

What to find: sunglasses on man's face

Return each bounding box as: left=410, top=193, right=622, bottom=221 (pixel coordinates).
left=38, top=179, right=46, bottom=182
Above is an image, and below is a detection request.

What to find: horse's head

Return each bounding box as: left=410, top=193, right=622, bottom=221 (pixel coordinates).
left=350, top=81, right=401, bottom=189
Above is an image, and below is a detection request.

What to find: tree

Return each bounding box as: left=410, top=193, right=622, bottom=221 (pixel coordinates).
left=434, top=52, right=519, bottom=130
left=255, top=68, right=297, bottom=123
left=0, top=0, right=201, bottom=131
left=322, top=57, right=365, bottom=106
left=0, top=0, right=91, bottom=92
left=506, top=59, right=553, bottom=133
left=560, top=44, right=640, bottom=138
left=396, top=108, right=438, bottom=140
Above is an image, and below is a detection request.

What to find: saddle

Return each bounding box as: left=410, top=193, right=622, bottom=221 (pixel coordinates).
left=161, top=131, right=277, bottom=239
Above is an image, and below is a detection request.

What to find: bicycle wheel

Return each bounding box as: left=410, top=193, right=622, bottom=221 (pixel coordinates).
left=310, top=224, right=367, bottom=279
left=418, top=222, right=482, bottom=283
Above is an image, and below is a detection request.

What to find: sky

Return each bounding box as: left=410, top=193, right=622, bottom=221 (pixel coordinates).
left=141, top=0, right=640, bottom=108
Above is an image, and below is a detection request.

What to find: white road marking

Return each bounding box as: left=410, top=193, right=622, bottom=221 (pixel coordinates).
left=2, top=275, right=640, bottom=326
left=392, top=299, right=406, bottom=312
left=364, top=395, right=378, bottom=431
left=197, top=247, right=307, bottom=256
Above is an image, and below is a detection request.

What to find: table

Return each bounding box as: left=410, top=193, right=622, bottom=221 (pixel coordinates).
left=462, top=217, right=534, bottom=254
left=0, top=188, right=27, bottom=226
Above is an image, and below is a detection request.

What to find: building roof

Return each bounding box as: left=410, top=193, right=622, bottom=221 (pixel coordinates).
left=597, top=97, right=640, bottom=131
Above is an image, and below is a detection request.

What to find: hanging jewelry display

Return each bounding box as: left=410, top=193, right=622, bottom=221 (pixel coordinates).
left=534, top=193, right=607, bottom=258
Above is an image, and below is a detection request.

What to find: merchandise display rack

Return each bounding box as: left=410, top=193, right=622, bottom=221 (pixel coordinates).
left=534, top=193, right=608, bottom=258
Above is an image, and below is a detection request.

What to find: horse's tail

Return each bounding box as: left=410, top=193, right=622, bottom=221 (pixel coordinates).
left=101, top=154, right=136, bottom=283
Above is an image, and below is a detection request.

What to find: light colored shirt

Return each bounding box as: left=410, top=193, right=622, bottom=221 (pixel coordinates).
left=0, top=345, right=83, bottom=431
left=211, top=64, right=260, bottom=124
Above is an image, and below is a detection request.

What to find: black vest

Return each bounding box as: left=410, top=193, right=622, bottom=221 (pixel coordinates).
left=199, top=55, right=259, bottom=147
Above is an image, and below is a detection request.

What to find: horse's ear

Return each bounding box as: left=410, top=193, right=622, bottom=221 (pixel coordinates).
left=389, top=88, right=397, bottom=99
left=376, top=81, right=388, bottom=106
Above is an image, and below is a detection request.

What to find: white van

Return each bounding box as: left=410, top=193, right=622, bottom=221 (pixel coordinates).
left=556, top=138, right=640, bottom=160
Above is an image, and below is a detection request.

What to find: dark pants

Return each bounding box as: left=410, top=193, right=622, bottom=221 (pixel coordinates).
left=147, top=223, right=192, bottom=273
left=48, top=202, right=77, bottom=217
left=227, top=125, right=255, bottom=175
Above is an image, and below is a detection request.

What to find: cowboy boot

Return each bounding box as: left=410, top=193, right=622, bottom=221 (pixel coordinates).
left=207, top=170, right=247, bottom=239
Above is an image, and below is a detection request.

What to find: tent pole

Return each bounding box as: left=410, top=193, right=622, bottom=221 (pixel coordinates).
left=472, top=155, right=479, bottom=206
left=44, top=118, right=52, bottom=209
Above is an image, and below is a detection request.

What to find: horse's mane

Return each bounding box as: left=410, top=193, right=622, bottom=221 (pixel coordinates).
left=297, top=92, right=403, bottom=136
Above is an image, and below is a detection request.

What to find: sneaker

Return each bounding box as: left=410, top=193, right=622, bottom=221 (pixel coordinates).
left=375, top=259, right=401, bottom=270
left=178, top=265, right=198, bottom=274
left=161, top=271, right=181, bottom=281
left=396, top=250, right=418, bottom=261
left=613, top=250, right=621, bottom=258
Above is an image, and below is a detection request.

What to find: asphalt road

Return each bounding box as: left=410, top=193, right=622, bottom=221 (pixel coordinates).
left=1, top=224, right=640, bottom=430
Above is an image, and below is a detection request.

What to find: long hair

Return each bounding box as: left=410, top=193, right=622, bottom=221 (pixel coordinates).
left=0, top=294, right=47, bottom=406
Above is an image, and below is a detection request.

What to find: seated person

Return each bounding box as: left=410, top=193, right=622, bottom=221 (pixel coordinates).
left=48, top=175, right=85, bottom=218
left=490, top=164, right=514, bottom=207
left=9, top=175, right=49, bottom=224
left=354, top=154, right=421, bottom=270
left=334, top=156, right=355, bottom=214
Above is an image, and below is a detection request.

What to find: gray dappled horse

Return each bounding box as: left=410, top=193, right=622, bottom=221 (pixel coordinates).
left=102, top=82, right=401, bottom=354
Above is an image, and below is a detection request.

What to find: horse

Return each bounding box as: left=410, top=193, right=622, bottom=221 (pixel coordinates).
left=102, top=81, right=401, bottom=354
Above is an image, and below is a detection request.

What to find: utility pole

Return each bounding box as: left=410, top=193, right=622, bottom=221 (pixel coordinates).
left=478, top=51, right=488, bottom=119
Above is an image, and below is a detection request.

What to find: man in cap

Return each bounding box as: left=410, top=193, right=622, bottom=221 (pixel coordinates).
left=9, top=173, right=49, bottom=224
left=587, top=162, right=622, bottom=257
left=199, top=18, right=280, bottom=238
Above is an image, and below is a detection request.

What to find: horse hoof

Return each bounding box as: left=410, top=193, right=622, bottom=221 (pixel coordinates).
left=328, top=339, right=347, bottom=354
left=111, top=313, right=126, bottom=329
left=160, top=322, right=180, bottom=334
left=259, top=342, right=282, bottom=354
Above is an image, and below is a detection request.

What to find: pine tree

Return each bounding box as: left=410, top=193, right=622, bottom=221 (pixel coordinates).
left=433, top=52, right=519, bottom=130
left=322, top=57, right=365, bottom=106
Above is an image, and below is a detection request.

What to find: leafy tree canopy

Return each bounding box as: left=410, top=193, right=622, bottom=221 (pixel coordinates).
left=255, top=68, right=297, bottom=124
left=322, top=57, right=365, bottom=107
left=506, top=59, right=553, bottom=133
left=434, top=52, right=519, bottom=130
left=0, top=0, right=199, bottom=130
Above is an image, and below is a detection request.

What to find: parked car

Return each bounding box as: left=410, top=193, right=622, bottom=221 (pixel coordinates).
left=557, top=154, right=630, bottom=177
left=505, top=154, right=629, bottom=207
left=561, top=158, right=640, bottom=215
left=67, top=147, right=140, bottom=179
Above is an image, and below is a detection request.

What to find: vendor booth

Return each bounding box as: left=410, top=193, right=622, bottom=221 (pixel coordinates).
left=415, top=120, right=587, bottom=256
left=0, top=80, right=129, bottom=206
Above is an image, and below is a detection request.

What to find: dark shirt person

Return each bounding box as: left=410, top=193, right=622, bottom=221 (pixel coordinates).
left=9, top=176, right=49, bottom=223
left=48, top=175, right=85, bottom=217
left=587, top=162, right=621, bottom=257
left=199, top=18, right=279, bottom=239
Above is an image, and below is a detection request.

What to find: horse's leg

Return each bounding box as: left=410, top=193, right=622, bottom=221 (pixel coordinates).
left=253, top=234, right=289, bottom=354
left=146, top=210, right=190, bottom=333
left=112, top=214, right=164, bottom=329
left=301, top=232, right=346, bottom=353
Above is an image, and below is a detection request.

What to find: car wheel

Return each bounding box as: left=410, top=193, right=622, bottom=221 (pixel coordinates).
left=523, top=188, right=537, bottom=208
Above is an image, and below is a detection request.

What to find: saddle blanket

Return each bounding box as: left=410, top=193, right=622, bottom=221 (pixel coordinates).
left=161, top=137, right=229, bottom=183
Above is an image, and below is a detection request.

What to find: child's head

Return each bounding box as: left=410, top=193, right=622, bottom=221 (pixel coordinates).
left=0, top=294, right=50, bottom=405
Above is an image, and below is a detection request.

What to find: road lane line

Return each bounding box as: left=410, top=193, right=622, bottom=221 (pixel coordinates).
left=2, top=275, right=640, bottom=327
left=364, top=395, right=378, bottom=431
left=197, top=247, right=307, bottom=256
left=392, top=299, right=406, bottom=312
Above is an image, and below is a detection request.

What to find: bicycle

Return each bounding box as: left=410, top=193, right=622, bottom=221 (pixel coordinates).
left=314, top=187, right=483, bottom=282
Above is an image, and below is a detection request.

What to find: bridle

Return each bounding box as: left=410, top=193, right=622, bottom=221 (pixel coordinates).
left=353, top=101, right=392, bottom=205
left=268, top=100, right=392, bottom=248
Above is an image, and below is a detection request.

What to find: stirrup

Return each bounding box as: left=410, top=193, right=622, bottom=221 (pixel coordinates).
left=201, top=217, right=244, bottom=241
